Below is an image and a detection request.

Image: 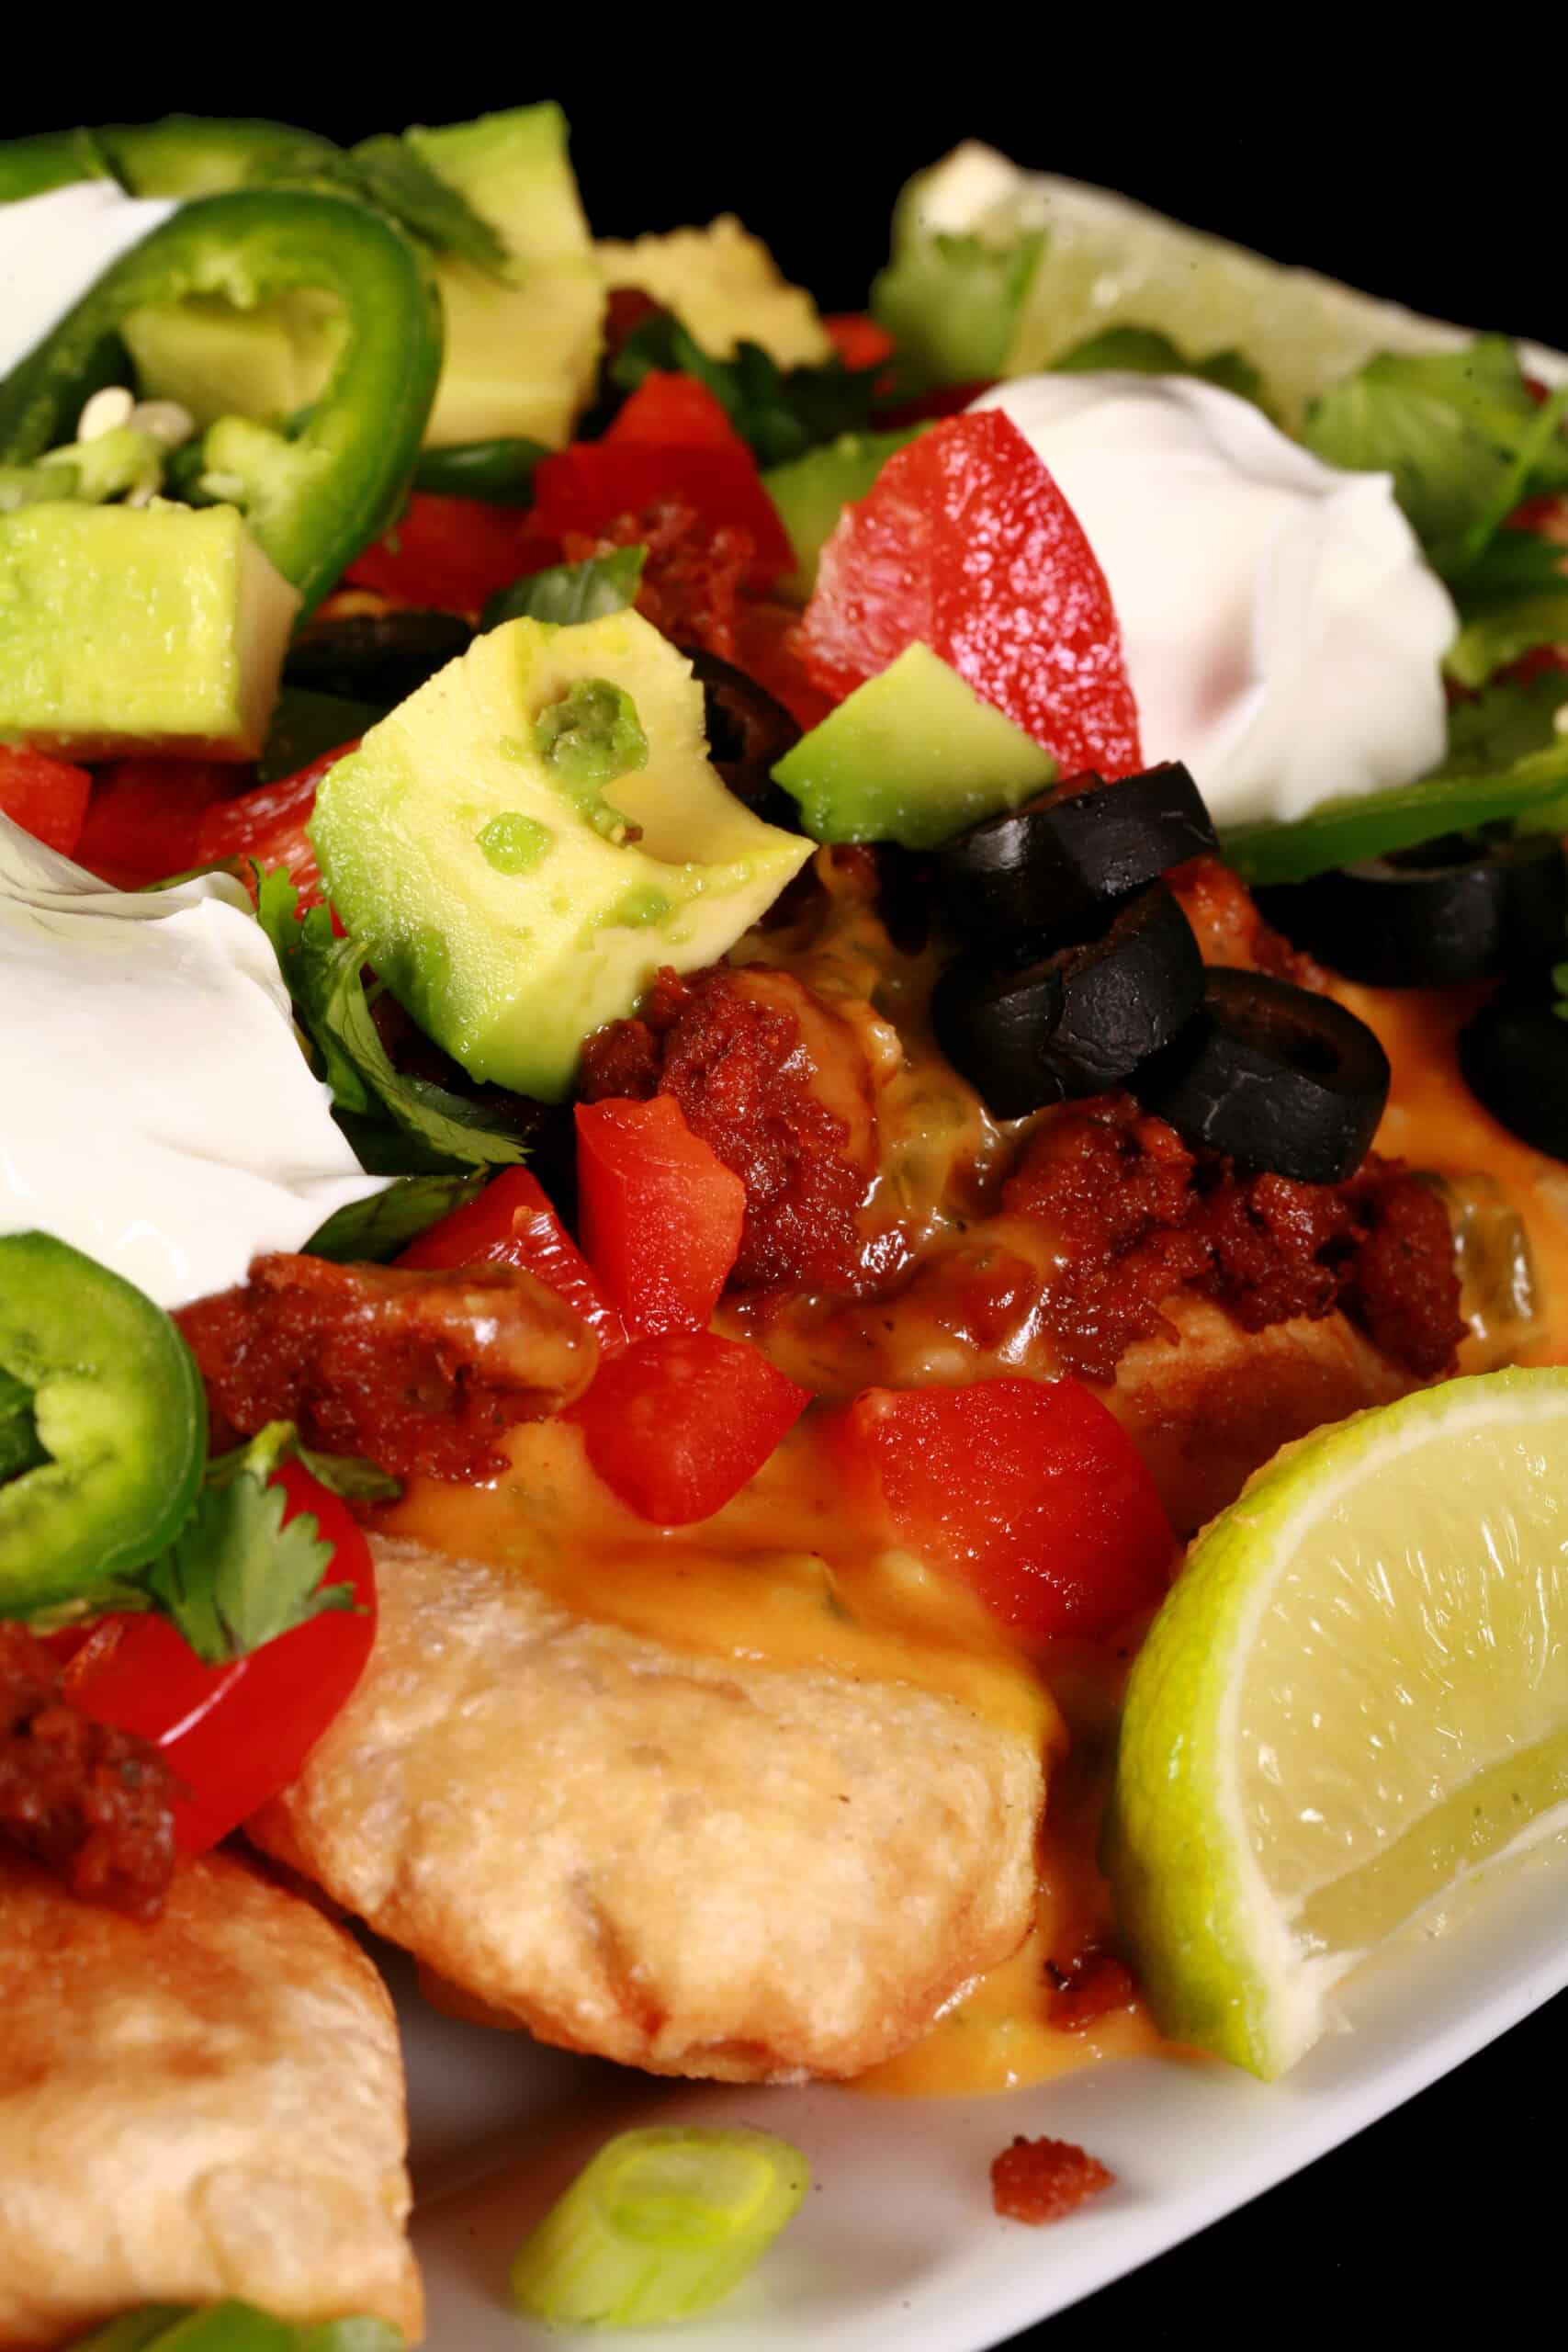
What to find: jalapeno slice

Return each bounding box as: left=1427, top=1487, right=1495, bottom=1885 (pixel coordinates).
left=0, top=1232, right=206, bottom=1610
left=0, top=189, right=444, bottom=616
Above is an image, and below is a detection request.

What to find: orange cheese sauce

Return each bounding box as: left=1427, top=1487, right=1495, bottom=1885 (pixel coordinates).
left=385, top=975, right=1568, bottom=2098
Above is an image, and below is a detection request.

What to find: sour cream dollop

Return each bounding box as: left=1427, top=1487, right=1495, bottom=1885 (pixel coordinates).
left=971, top=373, right=1458, bottom=825
left=0, top=181, right=176, bottom=381
left=0, top=820, right=385, bottom=1309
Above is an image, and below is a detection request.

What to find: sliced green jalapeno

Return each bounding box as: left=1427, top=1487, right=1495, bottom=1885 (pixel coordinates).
left=0, top=1232, right=206, bottom=1610
left=0, top=189, right=443, bottom=615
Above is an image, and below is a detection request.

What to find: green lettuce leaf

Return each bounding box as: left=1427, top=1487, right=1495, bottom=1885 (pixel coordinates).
left=254, top=867, right=525, bottom=1172
left=482, top=545, right=646, bottom=633
left=1302, top=336, right=1568, bottom=580
left=871, top=226, right=1044, bottom=392
left=1447, top=528, right=1568, bottom=687
left=609, top=313, right=880, bottom=466
left=304, top=1170, right=486, bottom=1261
left=1053, top=323, right=1268, bottom=410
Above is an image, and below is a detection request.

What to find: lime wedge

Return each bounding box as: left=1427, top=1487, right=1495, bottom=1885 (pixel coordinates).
left=1103, top=1367, right=1568, bottom=2077
left=904, top=142, right=1475, bottom=427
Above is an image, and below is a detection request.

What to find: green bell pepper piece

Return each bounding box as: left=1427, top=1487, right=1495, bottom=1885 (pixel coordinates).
left=0, top=189, right=443, bottom=616
left=97, top=116, right=343, bottom=198
left=0, top=126, right=111, bottom=202
left=0, top=1232, right=206, bottom=1611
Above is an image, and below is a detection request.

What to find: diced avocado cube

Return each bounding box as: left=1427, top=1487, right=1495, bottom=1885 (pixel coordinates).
left=407, top=105, right=593, bottom=272
left=123, top=289, right=347, bottom=430
left=764, top=427, right=928, bottom=602
left=772, top=641, right=1057, bottom=850
left=310, top=609, right=812, bottom=1102
left=595, top=217, right=832, bottom=368
left=0, top=502, right=299, bottom=759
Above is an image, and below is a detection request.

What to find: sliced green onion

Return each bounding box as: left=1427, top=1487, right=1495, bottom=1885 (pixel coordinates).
left=510, top=2125, right=810, bottom=2328
left=68, top=2307, right=405, bottom=2352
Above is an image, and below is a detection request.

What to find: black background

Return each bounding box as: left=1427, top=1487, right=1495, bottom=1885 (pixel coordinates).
left=8, top=48, right=1565, bottom=2341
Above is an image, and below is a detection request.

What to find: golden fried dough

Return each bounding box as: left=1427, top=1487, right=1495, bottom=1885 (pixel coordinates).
left=251, top=1539, right=1045, bottom=2085
left=0, top=1851, right=421, bottom=2349
left=1109, top=1295, right=1415, bottom=1532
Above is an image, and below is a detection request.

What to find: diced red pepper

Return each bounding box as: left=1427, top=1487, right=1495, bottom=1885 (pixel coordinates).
left=605, top=371, right=748, bottom=454
left=575, top=1095, right=746, bottom=1337
left=73, top=758, right=231, bottom=887
left=835, top=1377, right=1173, bottom=1641
left=65, top=1458, right=375, bottom=1853
left=0, top=744, right=92, bottom=857
left=344, top=492, right=558, bottom=614
left=569, top=1326, right=808, bottom=1523
left=822, top=313, right=897, bottom=373
left=193, top=741, right=357, bottom=910
left=396, top=1165, right=626, bottom=1354
left=532, top=434, right=793, bottom=592
left=801, top=411, right=1143, bottom=778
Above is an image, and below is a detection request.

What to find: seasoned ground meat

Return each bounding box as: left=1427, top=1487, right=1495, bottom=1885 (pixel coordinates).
left=0, top=1625, right=175, bottom=1919
left=1168, top=852, right=1326, bottom=984
left=581, top=965, right=874, bottom=1295
left=1004, top=1096, right=1463, bottom=1385
left=1045, top=1944, right=1139, bottom=2032
left=562, top=500, right=753, bottom=664
left=991, top=2134, right=1116, bottom=2224
left=177, top=1255, right=599, bottom=1483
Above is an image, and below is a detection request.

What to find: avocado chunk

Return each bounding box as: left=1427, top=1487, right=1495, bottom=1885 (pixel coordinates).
left=772, top=641, right=1056, bottom=850
left=0, top=502, right=299, bottom=759
left=596, top=216, right=831, bottom=368
left=309, top=609, right=812, bottom=1102
left=123, top=289, right=346, bottom=430
left=764, top=427, right=928, bottom=602
left=408, top=105, right=603, bottom=450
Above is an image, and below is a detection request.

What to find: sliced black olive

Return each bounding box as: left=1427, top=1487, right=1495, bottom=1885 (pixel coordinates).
left=678, top=645, right=804, bottom=828
left=1459, top=991, right=1568, bottom=1161
left=1256, top=832, right=1568, bottom=987
left=1132, top=968, right=1391, bottom=1183
left=936, top=761, right=1218, bottom=948
left=285, top=610, right=476, bottom=706
left=931, top=883, right=1204, bottom=1119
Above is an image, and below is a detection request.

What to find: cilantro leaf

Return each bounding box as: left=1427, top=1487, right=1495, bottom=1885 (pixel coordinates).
left=254, top=867, right=525, bottom=1173
left=609, top=314, right=880, bottom=467
left=304, top=1170, right=486, bottom=1261
left=870, top=226, right=1044, bottom=393
left=482, top=545, right=646, bottom=633
left=1447, top=528, right=1568, bottom=687
left=1053, top=323, right=1269, bottom=411
left=347, top=135, right=511, bottom=278
left=139, top=1423, right=352, bottom=1666
left=1302, top=336, right=1568, bottom=580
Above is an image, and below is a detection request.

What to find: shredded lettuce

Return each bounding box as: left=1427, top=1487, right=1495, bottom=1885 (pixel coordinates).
left=1447, top=528, right=1568, bottom=687
left=871, top=225, right=1044, bottom=391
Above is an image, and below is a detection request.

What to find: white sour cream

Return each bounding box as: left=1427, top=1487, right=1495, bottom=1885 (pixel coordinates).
left=971, top=373, right=1458, bottom=825
left=0, top=181, right=175, bottom=380
left=0, top=818, right=385, bottom=1309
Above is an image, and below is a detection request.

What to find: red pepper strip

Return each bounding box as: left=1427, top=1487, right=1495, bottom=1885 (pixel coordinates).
left=823, top=313, right=897, bottom=372
left=397, top=1165, right=626, bottom=1355
left=575, top=1096, right=745, bottom=1338
left=193, top=741, right=358, bottom=910
left=344, top=491, right=559, bottom=615
left=0, top=743, right=92, bottom=857
left=569, top=1327, right=809, bottom=1524
left=73, top=757, right=230, bottom=887
left=834, top=1377, right=1173, bottom=1641
left=803, top=411, right=1143, bottom=779
left=65, top=1457, right=376, bottom=1853
left=605, top=371, right=749, bottom=452
left=532, top=434, right=794, bottom=591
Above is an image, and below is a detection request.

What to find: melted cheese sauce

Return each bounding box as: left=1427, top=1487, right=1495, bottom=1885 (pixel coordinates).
left=387, top=954, right=1568, bottom=2099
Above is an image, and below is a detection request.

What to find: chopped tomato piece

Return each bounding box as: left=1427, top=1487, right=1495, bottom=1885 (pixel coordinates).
left=822, top=312, right=897, bottom=372
left=533, top=437, right=793, bottom=591
left=344, top=492, right=557, bottom=614
left=193, top=741, right=356, bottom=910
left=575, top=1095, right=746, bottom=1337
left=397, top=1166, right=626, bottom=1353
left=0, top=744, right=91, bottom=857
left=73, top=757, right=230, bottom=886
left=65, top=1459, right=375, bottom=1853
left=801, top=411, right=1143, bottom=778
left=836, top=1376, right=1173, bottom=1640
left=570, top=1327, right=809, bottom=1523
left=605, top=371, right=748, bottom=453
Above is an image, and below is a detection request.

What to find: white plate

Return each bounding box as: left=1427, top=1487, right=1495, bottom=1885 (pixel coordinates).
left=399, top=1830, right=1568, bottom=2347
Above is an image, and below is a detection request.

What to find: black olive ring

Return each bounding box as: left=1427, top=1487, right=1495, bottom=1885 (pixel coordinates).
left=678, top=645, right=803, bottom=821
left=285, top=609, right=477, bottom=707
left=1459, top=992, right=1568, bottom=1163
left=1257, top=832, right=1568, bottom=989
